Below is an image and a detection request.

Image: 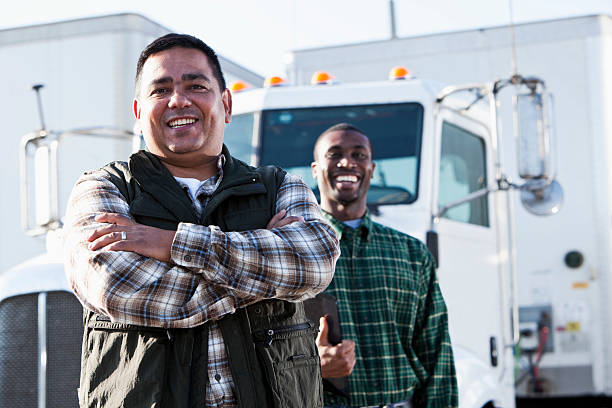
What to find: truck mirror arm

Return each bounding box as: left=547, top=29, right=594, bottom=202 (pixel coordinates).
left=20, top=127, right=137, bottom=237
left=432, top=184, right=498, bottom=223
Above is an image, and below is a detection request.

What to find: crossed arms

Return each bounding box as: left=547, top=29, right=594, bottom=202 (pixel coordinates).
left=63, top=170, right=339, bottom=329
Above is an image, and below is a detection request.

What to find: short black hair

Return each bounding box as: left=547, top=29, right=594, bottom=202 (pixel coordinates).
left=134, top=33, right=226, bottom=96
left=313, top=122, right=372, bottom=160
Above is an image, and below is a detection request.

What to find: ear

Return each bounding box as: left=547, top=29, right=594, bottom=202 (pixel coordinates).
left=223, top=89, right=233, bottom=123
left=311, top=161, right=318, bottom=179
left=133, top=98, right=141, bottom=120
left=370, top=161, right=376, bottom=178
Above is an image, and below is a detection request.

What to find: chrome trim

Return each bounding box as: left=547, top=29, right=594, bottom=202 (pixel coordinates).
left=20, top=127, right=136, bottom=236
left=251, top=111, right=262, bottom=167
left=433, top=186, right=496, bottom=221
left=38, top=292, right=47, bottom=408
left=20, top=130, right=48, bottom=236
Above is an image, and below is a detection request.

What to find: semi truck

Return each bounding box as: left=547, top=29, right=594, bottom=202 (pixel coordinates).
left=224, top=70, right=560, bottom=408
left=5, top=68, right=551, bottom=408
left=281, top=13, right=612, bottom=404
left=2, top=12, right=607, bottom=408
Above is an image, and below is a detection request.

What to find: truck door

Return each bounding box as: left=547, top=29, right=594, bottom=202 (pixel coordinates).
left=434, top=111, right=509, bottom=385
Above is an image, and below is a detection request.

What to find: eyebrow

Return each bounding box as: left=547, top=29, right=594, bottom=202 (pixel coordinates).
left=327, top=144, right=369, bottom=151
left=149, top=73, right=211, bottom=87
left=182, top=73, right=210, bottom=82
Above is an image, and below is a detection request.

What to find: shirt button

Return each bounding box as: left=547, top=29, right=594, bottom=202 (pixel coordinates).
left=215, top=374, right=221, bottom=381
left=184, top=255, right=192, bottom=262
left=254, top=306, right=262, bottom=314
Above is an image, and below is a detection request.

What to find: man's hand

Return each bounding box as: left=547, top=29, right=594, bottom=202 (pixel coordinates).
left=266, top=209, right=304, bottom=229
left=316, top=316, right=356, bottom=378
left=87, top=213, right=176, bottom=262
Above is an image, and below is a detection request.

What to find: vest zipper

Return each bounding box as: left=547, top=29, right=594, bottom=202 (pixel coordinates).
left=258, top=322, right=312, bottom=347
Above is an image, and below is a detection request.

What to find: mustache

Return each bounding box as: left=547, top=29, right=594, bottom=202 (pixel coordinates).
left=163, top=109, right=200, bottom=121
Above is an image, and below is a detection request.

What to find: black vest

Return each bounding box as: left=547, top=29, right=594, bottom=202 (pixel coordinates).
left=78, top=147, right=323, bottom=408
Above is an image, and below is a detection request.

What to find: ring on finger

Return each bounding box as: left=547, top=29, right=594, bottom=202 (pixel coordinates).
left=121, top=231, right=127, bottom=240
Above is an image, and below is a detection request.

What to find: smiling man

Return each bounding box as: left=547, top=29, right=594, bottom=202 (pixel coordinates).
left=63, top=34, right=339, bottom=408
left=311, top=123, right=458, bottom=408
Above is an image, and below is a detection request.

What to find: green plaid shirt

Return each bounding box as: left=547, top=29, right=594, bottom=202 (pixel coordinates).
left=322, top=211, right=458, bottom=408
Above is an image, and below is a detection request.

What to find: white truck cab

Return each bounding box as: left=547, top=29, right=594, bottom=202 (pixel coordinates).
left=225, top=73, right=559, bottom=408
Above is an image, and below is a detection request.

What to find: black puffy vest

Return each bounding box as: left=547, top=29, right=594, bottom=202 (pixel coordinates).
left=78, top=147, right=323, bottom=408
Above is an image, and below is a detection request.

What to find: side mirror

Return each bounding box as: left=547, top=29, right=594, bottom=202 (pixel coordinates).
left=514, top=91, right=553, bottom=179
left=520, top=179, right=563, bottom=216
left=513, top=79, right=563, bottom=215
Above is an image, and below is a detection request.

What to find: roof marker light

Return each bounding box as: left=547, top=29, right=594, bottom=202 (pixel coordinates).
left=388, top=66, right=413, bottom=80
left=311, top=71, right=334, bottom=85
left=229, top=81, right=251, bottom=93
left=264, top=76, right=286, bottom=87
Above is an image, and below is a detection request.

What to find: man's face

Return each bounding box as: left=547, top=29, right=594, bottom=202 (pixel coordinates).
left=133, top=47, right=231, bottom=163
left=312, top=130, right=375, bottom=208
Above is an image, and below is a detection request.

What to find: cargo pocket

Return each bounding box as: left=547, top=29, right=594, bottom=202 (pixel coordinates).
left=81, top=317, right=170, bottom=408
left=254, top=322, right=323, bottom=408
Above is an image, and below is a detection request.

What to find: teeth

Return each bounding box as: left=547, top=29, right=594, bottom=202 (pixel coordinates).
left=336, top=175, right=358, bottom=182
left=168, top=118, right=196, bottom=128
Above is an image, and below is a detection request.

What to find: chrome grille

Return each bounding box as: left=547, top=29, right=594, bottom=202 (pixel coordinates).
left=0, top=293, right=38, bottom=407
left=46, top=291, right=82, bottom=407
left=0, top=291, right=83, bottom=408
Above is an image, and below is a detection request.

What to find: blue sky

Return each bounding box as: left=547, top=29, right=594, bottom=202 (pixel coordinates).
left=1, top=0, right=610, bottom=75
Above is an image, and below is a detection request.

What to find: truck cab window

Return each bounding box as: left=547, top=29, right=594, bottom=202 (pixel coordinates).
left=439, top=121, right=489, bottom=226
left=224, top=113, right=255, bottom=164
left=258, top=103, right=423, bottom=207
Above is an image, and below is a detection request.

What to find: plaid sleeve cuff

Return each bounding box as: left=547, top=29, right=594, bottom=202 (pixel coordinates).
left=170, top=222, right=218, bottom=280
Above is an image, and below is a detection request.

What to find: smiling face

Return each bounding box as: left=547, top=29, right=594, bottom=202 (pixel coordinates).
left=312, top=129, right=375, bottom=220
left=133, top=46, right=232, bottom=170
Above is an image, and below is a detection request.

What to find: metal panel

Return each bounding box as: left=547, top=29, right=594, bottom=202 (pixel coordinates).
left=0, top=294, right=38, bottom=407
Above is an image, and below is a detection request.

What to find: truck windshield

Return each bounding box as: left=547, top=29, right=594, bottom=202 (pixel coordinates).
left=259, top=103, right=423, bottom=206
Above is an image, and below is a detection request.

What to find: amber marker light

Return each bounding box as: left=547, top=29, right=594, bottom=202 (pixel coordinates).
left=264, top=76, right=286, bottom=87
left=388, top=66, right=413, bottom=80
left=229, top=81, right=251, bottom=92
left=311, top=71, right=334, bottom=85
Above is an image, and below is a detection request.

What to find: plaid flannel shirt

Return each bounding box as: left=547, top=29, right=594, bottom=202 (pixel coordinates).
left=322, top=211, right=458, bottom=408
left=63, top=163, right=339, bottom=408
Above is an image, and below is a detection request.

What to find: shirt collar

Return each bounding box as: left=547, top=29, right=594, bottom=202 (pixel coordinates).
left=321, top=209, right=371, bottom=241
left=174, top=153, right=226, bottom=201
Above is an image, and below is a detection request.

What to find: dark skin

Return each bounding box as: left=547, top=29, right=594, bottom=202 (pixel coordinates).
left=315, top=315, right=356, bottom=378
left=311, top=129, right=376, bottom=377
left=311, top=129, right=375, bottom=220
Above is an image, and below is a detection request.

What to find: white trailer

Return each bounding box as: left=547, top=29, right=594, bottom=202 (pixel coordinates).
left=280, top=14, right=612, bottom=402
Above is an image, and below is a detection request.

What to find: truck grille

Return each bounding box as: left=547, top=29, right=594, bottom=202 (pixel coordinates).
left=0, top=293, right=38, bottom=407
left=0, top=291, right=83, bottom=408
left=47, top=291, right=83, bottom=407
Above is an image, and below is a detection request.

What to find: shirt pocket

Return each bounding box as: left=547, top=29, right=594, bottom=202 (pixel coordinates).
left=253, top=322, right=324, bottom=408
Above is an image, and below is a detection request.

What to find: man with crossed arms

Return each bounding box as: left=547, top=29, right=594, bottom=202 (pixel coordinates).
left=64, top=33, right=339, bottom=408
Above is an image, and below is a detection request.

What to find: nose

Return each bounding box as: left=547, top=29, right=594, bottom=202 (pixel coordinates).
left=168, top=89, right=192, bottom=109
left=337, top=157, right=356, bottom=168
